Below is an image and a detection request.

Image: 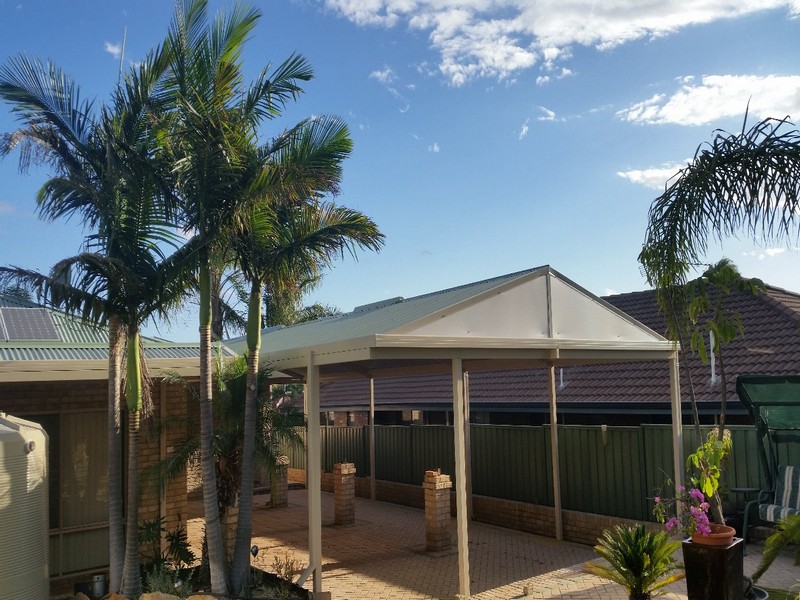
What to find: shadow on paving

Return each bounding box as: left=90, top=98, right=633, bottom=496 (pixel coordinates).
left=186, top=490, right=800, bottom=599
left=188, top=489, right=598, bottom=599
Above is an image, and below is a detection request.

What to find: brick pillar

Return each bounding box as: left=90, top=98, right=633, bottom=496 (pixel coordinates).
left=271, top=455, right=289, bottom=508
left=333, top=462, right=356, bottom=525
left=423, top=470, right=453, bottom=552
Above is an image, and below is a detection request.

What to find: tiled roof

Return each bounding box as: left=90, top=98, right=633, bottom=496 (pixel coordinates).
left=318, top=284, right=800, bottom=412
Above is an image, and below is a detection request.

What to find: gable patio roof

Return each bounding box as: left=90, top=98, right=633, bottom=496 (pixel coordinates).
left=227, top=265, right=676, bottom=381
left=313, top=283, right=800, bottom=414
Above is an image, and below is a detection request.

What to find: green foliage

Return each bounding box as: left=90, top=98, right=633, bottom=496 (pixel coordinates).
left=683, top=259, right=765, bottom=364
left=752, top=514, right=800, bottom=583
left=686, top=428, right=732, bottom=499
left=585, top=524, right=684, bottom=600
left=151, top=358, right=305, bottom=513
left=0, top=284, right=32, bottom=302
left=139, top=516, right=197, bottom=573
left=639, top=115, right=800, bottom=293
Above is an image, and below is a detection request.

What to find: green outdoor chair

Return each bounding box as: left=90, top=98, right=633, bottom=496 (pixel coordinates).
left=736, top=374, right=800, bottom=547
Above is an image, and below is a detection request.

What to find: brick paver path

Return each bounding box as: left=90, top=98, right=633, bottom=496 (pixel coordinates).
left=186, top=490, right=799, bottom=599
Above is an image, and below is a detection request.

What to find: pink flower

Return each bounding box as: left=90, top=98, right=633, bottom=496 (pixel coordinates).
left=665, top=517, right=679, bottom=532
left=689, top=488, right=705, bottom=503
left=654, top=497, right=661, bottom=504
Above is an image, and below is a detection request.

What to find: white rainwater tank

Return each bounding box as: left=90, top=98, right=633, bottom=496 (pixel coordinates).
left=0, top=412, right=49, bottom=600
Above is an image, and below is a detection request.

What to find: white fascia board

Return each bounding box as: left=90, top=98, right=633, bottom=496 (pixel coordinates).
left=373, top=333, right=675, bottom=353
left=263, top=335, right=378, bottom=370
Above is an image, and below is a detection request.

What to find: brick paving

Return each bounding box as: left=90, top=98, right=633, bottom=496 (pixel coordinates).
left=186, top=490, right=800, bottom=599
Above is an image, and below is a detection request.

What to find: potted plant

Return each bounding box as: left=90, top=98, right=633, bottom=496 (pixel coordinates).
left=654, top=430, right=743, bottom=599
left=653, top=429, right=735, bottom=544
left=585, top=524, right=684, bottom=600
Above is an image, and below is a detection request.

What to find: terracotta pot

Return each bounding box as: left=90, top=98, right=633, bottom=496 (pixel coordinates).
left=690, top=523, right=736, bottom=546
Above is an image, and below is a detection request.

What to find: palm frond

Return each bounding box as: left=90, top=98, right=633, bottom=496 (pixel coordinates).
left=752, top=514, right=800, bottom=582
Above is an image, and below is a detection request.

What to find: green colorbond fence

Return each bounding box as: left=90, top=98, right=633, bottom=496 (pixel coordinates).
left=287, top=423, right=771, bottom=523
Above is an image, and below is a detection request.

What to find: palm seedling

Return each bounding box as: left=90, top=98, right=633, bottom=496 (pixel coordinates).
left=585, top=524, right=684, bottom=600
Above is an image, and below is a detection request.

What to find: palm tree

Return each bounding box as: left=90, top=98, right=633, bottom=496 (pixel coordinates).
left=228, top=194, right=384, bottom=592
left=0, top=45, right=189, bottom=596
left=164, top=0, right=317, bottom=591
left=639, top=113, right=800, bottom=300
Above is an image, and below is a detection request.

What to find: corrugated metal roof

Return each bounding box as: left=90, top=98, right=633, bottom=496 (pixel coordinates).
left=228, top=266, right=550, bottom=354
left=0, top=292, right=235, bottom=364
left=226, top=266, right=673, bottom=380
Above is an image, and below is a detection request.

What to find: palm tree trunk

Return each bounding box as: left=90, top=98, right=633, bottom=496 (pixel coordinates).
left=120, top=410, right=141, bottom=599
left=121, top=327, right=143, bottom=598
left=107, top=316, right=125, bottom=592
left=199, top=257, right=229, bottom=594
left=230, top=281, right=262, bottom=592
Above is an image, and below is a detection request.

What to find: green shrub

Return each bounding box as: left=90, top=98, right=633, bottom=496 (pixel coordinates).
left=585, top=524, right=684, bottom=600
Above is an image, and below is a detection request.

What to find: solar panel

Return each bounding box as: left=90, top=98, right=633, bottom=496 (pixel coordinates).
left=0, top=307, right=61, bottom=341
left=0, top=318, right=5, bottom=340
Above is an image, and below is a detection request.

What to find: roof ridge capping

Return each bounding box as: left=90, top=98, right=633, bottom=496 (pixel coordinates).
left=348, top=265, right=548, bottom=315
left=353, top=296, right=404, bottom=314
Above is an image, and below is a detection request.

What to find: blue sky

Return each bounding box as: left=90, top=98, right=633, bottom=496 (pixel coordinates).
left=1, top=1, right=800, bottom=341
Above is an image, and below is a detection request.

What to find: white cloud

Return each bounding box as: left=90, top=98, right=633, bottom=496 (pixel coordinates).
left=537, top=106, right=560, bottom=122
left=104, top=41, right=122, bottom=58
left=518, top=118, right=530, bottom=140
left=370, top=65, right=412, bottom=112
left=324, top=1, right=800, bottom=86
left=617, top=163, right=685, bottom=189
left=428, top=142, right=440, bottom=152
left=618, top=75, right=800, bottom=126
left=743, top=247, right=787, bottom=260
left=369, top=66, right=397, bottom=84
left=0, top=201, right=13, bottom=215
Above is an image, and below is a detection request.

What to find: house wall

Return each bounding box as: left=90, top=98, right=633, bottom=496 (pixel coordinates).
left=0, top=378, right=188, bottom=588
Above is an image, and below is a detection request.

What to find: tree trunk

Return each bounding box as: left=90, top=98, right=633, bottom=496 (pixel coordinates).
left=120, top=327, right=143, bottom=598
left=107, top=316, right=125, bottom=592
left=120, top=410, right=141, bottom=599
left=199, top=257, right=229, bottom=594
left=230, top=282, right=262, bottom=593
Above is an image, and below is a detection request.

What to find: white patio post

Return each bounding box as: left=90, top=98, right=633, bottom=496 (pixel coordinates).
left=369, top=377, right=376, bottom=501
left=306, top=351, right=323, bottom=593
left=548, top=363, right=563, bottom=541
left=464, top=372, right=473, bottom=519
left=452, top=358, right=471, bottom=599
left=669, top=350, right=684, bottom=490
